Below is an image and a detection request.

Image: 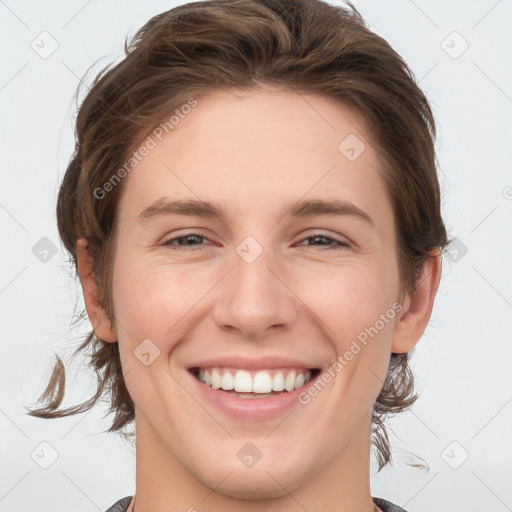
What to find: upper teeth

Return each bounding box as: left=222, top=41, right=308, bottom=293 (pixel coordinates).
left=197, top=368, right=313, bottom=393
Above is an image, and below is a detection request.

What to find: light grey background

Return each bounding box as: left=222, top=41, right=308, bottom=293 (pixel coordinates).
left=1, top=1, right=511, bottom=511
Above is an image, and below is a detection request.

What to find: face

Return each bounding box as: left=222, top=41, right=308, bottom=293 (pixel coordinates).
left=109, top=86, right=408, bottom=499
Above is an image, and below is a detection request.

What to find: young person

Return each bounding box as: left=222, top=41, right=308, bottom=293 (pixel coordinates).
left=28, top=1, right=449, bottom=510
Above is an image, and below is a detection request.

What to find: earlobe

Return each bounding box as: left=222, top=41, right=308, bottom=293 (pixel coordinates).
left=76, top=238, right=117, bottom=343
left=391, top=249, right=442, bottom=354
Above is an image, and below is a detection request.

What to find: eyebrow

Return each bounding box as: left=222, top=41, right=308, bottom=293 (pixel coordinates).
left=138, top=197, right=375, bottom=227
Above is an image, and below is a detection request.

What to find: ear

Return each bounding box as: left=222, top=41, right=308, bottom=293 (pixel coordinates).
left=391, top=249, right=442, bottom=353
left=76, top=238, right=117, bottom=343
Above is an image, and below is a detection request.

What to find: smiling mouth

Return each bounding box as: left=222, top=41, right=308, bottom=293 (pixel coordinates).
left=189, top=367, right=321, bottom=398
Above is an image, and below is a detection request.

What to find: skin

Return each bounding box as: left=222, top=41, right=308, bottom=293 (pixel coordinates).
left=76, top=85, right=441, bottom=512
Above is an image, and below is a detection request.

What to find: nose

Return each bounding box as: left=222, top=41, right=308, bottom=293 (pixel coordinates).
left=211, top=244, right=298, bottom=340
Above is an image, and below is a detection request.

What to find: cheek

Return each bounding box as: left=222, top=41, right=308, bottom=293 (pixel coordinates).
left=112, top=256, right=194, bottom=339
left=299, top=261, right=397, bottom=339
left=111, top=259, right=195, bottom=415
left=303, top=262, right=398, bottom=394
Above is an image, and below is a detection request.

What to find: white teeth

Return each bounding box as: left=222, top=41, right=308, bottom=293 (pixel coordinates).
left=196, top=367, right=314, bottom=393
left=284, top=370, right=296, bottom=392
left=272, top=372, right=285, bottom=391
left=295, top=373, right=305, bottom=389
left=221, top=371, right=234, bottom=391
left=211, top=369, right=222, bottom=389
left=253, top=371, right=273, bottom=393
left=234, top=370, right=253, bottom=392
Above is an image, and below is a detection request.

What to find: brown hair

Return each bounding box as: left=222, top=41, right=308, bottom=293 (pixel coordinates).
left=26, top=0, right=450, bottom=471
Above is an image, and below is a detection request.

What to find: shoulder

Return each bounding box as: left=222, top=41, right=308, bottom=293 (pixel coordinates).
left=104, top=496, right=133, bottom=512
left=105, top=495, right=405, bottom=512
left=373, top=496, right=409, bottom=512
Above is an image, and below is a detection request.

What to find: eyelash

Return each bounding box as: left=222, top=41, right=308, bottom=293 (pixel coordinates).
left=162, top=231, right=350, bottom=251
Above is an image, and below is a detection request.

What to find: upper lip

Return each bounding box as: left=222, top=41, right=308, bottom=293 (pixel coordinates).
left=187, top=355, right=320, bottom=372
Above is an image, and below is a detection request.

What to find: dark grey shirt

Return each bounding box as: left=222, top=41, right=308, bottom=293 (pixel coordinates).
left=105, top=496, right=408, bottom=511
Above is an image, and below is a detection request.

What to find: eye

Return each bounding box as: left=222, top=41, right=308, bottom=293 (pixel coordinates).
left=297, top=233, right=350, bottom=250
left=162, top=231, right=210, bottom=251
left=162, top=231, right=349, bottom=252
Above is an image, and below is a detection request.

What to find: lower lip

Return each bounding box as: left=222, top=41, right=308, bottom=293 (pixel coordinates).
left=188, top=371, right=318, bottom=421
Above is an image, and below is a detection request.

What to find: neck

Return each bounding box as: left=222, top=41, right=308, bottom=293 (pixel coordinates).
left=131, top=410, right=376, bottom=512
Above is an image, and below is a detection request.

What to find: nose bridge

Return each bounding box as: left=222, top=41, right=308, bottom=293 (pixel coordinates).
left=212, top=236, right=297, bottom=338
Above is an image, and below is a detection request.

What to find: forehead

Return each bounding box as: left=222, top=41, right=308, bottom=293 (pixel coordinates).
left=118, top=85, right=393, bottom=234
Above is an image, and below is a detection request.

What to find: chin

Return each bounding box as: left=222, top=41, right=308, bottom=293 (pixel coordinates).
left=204, top=468, right=298, bottom=500
left=190, top=448, right=313, bottom=500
